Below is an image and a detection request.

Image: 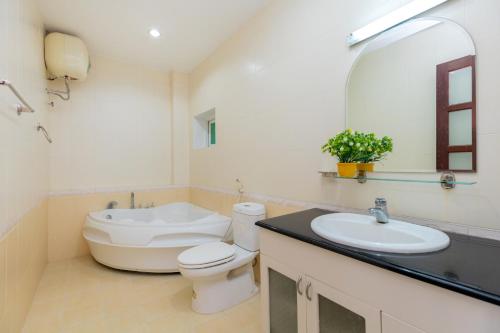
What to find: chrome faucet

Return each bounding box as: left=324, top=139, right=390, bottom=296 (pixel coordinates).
left=368, top=198, right=389, bottom=223
left=130, top=192, right=135, bottom=209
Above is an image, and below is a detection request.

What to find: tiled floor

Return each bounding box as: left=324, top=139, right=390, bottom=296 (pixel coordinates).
left=22, top=256, right=261, bottom=333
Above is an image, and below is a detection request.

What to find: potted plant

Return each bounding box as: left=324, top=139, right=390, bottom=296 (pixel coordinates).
left=321, top=129, right=359, bottom=178
left=322, top=130, right=393, bottom=177
left=356, top=133, right=393, bottom=172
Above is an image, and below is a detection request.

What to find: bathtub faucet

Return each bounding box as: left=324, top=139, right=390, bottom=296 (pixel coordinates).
left=106, top=201, right=118, bottom=209
left=130, top=192, right=135, bottom=209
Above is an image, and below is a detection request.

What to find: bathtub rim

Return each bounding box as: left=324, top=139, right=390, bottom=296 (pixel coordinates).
left=87, top=202, right=229, bottom=228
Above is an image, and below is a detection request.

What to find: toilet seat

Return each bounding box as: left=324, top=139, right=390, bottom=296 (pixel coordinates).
left=178, top=242, right=236, bottom=269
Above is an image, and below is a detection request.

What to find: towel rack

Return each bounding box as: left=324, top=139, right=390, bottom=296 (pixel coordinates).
left=1, top=79, right=53, bottom=143
left=0, top=79, right=35, bottom=115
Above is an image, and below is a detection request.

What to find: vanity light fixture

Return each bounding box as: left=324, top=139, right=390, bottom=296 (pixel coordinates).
left=346, top=0, right=448, bottom=46
left=149, top=28, right=161, bottom=38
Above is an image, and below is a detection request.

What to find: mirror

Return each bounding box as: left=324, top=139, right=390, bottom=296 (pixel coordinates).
left=346, top=18, right=476, bottom=173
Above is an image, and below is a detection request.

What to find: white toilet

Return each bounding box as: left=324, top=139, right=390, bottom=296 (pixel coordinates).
left=177, top=202, right=265, bottom=314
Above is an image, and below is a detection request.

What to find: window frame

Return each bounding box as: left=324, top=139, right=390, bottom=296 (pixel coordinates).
left=208, top=119, right=216, bottom=147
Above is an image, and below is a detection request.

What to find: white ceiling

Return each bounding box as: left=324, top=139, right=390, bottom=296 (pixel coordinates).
left=36, top=0, right=269, bottom=72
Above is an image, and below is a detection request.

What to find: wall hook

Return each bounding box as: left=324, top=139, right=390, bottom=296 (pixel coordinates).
left=235, top=178, right=245, bottom=194
left=36, top=123, right=53, bottom=143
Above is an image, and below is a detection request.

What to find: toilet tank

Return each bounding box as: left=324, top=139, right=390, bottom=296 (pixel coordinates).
left=232, top=203, right=266, bottom=252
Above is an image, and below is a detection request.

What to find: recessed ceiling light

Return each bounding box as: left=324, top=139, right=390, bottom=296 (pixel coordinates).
left=149, top=28, right=160, bottom=38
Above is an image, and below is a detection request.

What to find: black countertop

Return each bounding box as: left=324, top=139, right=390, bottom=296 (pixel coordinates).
left=256, top=208, right=500, bottom=306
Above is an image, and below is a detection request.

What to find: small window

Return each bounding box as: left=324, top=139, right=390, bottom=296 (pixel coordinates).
left=193, top=108, right=216, bottom=149
left=208, top=119, right=216, bottom=146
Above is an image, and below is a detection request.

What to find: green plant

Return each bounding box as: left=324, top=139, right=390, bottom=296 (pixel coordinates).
left=321, top=129, right=393, bottom=163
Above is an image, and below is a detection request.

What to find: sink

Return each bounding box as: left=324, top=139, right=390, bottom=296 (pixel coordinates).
left=311, top=213, right=450, bottom=254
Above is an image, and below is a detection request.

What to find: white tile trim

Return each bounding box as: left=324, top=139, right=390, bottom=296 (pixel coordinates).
left=48, top=184, right=190, bottom=197
left=44, top=184, right=500, bottom=242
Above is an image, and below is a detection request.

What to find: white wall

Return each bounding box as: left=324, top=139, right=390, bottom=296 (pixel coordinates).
left=171, top=72, right=191, bottom=185
left=0, top=0, right=49, bottom=237
left=189, top=0, right=500, bottom=231
left=48, top=56, right=174, bottom=192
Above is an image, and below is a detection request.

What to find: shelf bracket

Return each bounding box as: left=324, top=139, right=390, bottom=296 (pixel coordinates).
left=318, top=171, right=337, bottom=177
left=440, top=171, right=456, bottom=190
left=357, top=170, right=367, bottom=184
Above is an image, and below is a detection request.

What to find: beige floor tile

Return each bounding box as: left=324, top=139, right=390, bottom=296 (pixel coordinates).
left=63, top=316, right=114, bottom=333
left=146, top=313, right=191, bottom=333
left=23, top=256, right=261, bottom=333
left=22, top=299, right=64, bottom=333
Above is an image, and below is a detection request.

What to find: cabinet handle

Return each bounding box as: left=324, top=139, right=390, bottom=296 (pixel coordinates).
left=296, top=277, right=303, bottom=295
left=305, top=281, right=312, bottom=301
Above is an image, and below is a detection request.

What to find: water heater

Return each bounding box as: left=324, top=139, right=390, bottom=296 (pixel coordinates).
left=44, top=32, right=90, bottom=81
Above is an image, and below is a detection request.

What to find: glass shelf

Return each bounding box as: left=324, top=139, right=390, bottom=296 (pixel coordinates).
left=318, top=171, right=477, bottom=189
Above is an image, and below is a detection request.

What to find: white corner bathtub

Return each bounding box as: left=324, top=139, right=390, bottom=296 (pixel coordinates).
left=83, top=202, right=231, bottom=273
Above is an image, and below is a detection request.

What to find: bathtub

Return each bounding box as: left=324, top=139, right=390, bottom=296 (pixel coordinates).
left=83, top=202, right=231, bottom=273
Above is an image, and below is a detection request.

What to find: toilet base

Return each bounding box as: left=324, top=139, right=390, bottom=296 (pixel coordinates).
left=191, top=262, right=258, bottom=314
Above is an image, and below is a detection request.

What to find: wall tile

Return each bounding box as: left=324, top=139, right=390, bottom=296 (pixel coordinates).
left=0, top=201, right=47, bottom=333
left=189, top=0, right=500, bottom=231
left=0, top=0, right=49, bottom=330
left=48, top=56, right=173, bottom=193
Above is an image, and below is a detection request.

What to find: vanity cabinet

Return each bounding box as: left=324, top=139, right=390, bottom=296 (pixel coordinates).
left=261, top=255, right=380, bottom=333
left=306, top=276, right=380, bottom=333
left=261, top=255, right=306, bottom=332
left=259, top=228, right=500, bottom=333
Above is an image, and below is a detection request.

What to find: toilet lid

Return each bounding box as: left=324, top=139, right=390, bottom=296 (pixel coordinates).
left=178, top=242, right=236, bottom=267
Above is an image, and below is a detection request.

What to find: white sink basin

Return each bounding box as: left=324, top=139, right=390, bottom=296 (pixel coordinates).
left=311, top=213, right=450, bottom=254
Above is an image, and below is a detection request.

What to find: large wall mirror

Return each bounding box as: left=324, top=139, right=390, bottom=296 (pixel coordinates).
left=346, top=18, right=476, bottom=173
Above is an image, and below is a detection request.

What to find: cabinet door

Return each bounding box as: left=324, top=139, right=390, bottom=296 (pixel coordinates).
left=381, top=313, right=426, bottom=333
left=260, top=254, right=307, bottom=333
left=306, top=276, right=381, bottom=333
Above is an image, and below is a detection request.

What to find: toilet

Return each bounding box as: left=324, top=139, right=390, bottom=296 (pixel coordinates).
left=177, top=202, right=266, bottom=314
